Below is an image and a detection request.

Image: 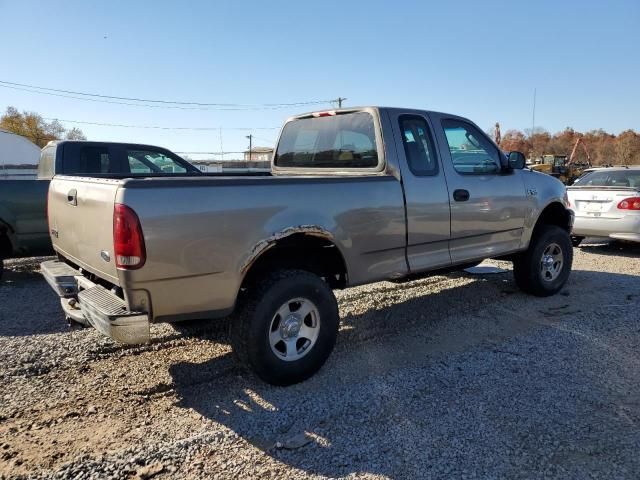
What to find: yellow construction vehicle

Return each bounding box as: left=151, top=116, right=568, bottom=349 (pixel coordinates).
left=530, top=138, right=592, bottom=184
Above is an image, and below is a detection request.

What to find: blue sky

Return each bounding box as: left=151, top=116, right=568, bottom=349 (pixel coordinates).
left=0, top=0, right=638, bottom=159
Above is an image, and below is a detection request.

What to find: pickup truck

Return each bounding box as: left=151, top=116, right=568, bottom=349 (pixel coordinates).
left=0, top=140, right=200, bottom=278
left=42, top=107, right=574, bottom=385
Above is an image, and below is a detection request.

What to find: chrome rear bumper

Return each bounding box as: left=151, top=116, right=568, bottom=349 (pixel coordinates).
left=41, top=260, right=150, bottom=344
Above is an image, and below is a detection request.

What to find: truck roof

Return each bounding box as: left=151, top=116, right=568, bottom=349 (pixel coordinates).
left=288, top=106, right=460, bottom=121
left=45, top=140, right=178, bottom=152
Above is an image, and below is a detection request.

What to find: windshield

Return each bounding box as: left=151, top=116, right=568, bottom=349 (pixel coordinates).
left=572, top=169, right=640, bottom=188
left=274, top=112, right=379, bottom=169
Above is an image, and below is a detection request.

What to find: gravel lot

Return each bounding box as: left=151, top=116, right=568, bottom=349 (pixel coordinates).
left=1, top=241, right=639, bottom=479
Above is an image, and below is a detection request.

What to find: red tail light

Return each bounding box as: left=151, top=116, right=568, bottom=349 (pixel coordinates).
left=113, top=204, right=146, bottom=269
left=617, top=197, right=640, bottom=210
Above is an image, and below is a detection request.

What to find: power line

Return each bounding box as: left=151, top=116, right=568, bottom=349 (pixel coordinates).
left=43, top=117, right=279, bottom=131
left=250, top=134, right=277, bottom=144
left=0, top=79, right=334, bottom=109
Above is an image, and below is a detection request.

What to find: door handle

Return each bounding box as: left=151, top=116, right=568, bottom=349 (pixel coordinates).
left=453, top=189, right=470, bottom=202
left=67, top=189, right=77, bottom=206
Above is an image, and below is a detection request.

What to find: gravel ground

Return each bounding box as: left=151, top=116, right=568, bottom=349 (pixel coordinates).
left=0, top=240, right=639, bottom=479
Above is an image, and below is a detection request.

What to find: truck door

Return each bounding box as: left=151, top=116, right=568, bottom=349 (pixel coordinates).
left=388, top=111, right=452, bottom=272
left=429, top=113, right=527, bottom=263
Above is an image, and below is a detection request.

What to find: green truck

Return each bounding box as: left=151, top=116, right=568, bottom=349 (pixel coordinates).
left=0, top=141, right=200, bottom=278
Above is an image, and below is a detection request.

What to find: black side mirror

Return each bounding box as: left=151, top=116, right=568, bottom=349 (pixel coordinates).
left=508, top=151, right=526, bottom=170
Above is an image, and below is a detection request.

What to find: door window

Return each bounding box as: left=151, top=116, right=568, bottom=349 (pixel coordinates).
left=442, top=119, right=501, bottom=174
left=399, top=116, right=438, bottom=176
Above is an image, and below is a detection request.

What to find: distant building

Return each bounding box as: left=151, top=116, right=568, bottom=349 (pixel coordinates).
left=243, top=147, right=273, bottom=162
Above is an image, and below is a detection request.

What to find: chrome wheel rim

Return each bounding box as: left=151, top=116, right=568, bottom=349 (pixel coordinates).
left=540, top=242, right=564, bottom=282
left=269, top=297, right=320, bottom=362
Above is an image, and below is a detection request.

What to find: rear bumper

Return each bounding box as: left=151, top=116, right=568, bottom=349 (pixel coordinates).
left=41, top=260, right=150, bottom=344
left=572, top=214, right=640, bottom=242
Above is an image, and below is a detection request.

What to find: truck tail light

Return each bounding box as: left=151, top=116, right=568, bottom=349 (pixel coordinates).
left=113, top=204, right=146, bottom=269
left=617, top=197, right=640, bottom=211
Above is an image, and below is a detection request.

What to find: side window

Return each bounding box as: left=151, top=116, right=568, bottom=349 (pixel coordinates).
left=442, top=119, right=501, bottom=174
left=126, top=149, right=187, bottom=174
left=399, top=116, right=438, bottom=176
left=79, top=146, right=111, bottom=174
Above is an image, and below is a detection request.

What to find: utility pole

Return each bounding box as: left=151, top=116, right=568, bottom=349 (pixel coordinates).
left=335, top=97, right=347, bottom=108
left=246, top=134, right=253, bottom=161
left=219, top=127, right=224, bottom=161
left=531, top=88, right=537, bottom=159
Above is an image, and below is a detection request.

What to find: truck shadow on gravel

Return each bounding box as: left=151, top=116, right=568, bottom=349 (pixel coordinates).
left=579, top=240, right=640, bottom=258
left=167, top=268, right=639, bottom=478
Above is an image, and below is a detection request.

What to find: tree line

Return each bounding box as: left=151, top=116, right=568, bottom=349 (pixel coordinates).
left=494, top=125, right=640, bottom=166
left=1, top=106, right=86, bottom=148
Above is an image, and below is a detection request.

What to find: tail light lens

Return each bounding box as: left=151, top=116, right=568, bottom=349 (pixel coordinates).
left=113, top=204, right=146, bottom=269
left=617, top=197, right=640, bottom=211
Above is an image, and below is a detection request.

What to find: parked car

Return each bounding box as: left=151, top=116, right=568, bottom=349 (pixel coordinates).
left=0, top=141, right=200, bottom=278
left=42, top=107, right=574, bottom=385
left=567, top=166, right=640, bottom=245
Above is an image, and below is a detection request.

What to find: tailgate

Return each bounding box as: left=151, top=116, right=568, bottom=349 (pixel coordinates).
left=48, top=177, right=121, bottom=284
left=567, top=187, right=639, bottom=219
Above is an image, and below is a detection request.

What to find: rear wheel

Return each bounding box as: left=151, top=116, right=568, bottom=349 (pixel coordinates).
left=513, top=225, right=573, bottom=297
left=229, top=269, right=339, bottom=386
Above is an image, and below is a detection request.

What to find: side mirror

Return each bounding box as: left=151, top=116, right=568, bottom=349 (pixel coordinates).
left=508, top=151, right=526, bottom=170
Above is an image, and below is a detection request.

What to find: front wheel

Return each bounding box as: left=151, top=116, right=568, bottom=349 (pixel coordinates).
left=229, top=269, right=339, bottom=386
left=513, top=225, right=573, bottom=297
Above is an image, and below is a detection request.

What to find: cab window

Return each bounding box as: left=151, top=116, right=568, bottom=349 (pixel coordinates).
left=275, top=112, right=379, bottom=169
left=399, top=116, right=438, bottom=176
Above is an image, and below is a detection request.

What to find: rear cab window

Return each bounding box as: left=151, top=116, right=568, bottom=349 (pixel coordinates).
left=573, top=170, right=640, bottom=187
left=125, top=148, right=187, bottom=174
left=274, top=111, right=383, bottom=172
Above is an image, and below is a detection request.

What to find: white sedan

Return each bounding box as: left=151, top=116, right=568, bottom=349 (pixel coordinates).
left=567, top=167, right=640, bottom=245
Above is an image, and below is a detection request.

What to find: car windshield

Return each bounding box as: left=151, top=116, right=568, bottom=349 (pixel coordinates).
left=572, top=169, right=640, bottom=188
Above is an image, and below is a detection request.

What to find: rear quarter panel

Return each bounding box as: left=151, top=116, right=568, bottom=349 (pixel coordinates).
left=118, top=175, right=407, bottom=321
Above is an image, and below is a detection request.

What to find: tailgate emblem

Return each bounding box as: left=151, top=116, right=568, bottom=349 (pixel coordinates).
left=100, top=250, right=111, bottom=262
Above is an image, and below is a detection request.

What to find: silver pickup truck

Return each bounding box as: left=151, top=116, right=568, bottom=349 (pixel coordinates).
left=42, top=107, right=574, bottom=385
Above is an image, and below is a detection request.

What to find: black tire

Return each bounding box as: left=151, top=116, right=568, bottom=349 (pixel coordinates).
left=513, top=225, right=573, bottom=297
left=571, top=236, right=584, bottom=247
left=0, top=258, right=3, bottom=280
left=229, top=269, right=339, bottom=386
